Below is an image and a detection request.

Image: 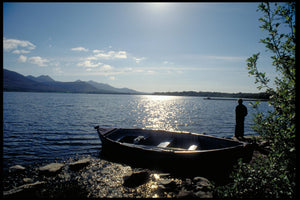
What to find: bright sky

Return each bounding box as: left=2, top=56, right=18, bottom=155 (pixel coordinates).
left=3, top=2, right=278, bottom=93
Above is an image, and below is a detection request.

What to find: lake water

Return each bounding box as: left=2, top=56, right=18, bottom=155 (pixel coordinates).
left=3, top=92, right=272, bottom=171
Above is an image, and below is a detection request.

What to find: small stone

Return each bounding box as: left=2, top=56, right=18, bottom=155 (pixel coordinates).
left=193, top=176, right=210, bottom=187
left=185, top=178, right=192, bottom=185
left=176, top=189, right=195, bottom=198
left=38, top=163, right=64, bottom=174
left=23, top=178, right=33, bottom=183
left=158, top=178, right=173, bottom=185
left=195, top=190, right=213, bottom=198
left=9, top=165, right=25, bottom=173
left=158, top=184, right=166, bottom=190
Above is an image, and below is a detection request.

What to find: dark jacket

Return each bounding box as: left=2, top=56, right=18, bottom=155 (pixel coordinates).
left=235, top=104, right=247, bottom=123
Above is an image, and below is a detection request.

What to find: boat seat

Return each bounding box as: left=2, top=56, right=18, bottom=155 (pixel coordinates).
left=133, top=136, right=148, bottom=144
left=188, top=145, right=198, bottom=150
left=157, top=141, right=171, bottom=148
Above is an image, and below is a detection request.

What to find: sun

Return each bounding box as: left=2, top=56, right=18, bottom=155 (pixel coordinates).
left=148, top=2, right=170, bottom=10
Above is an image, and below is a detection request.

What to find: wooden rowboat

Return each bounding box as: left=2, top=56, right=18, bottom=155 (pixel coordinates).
left=94, top=126, right=253, bottom=176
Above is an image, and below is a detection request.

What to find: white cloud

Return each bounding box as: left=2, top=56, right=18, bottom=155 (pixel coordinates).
left=3, top=37, right=36, bottom=52
left=114, top=51, right=127, bottom=59
left=77, top=60, right=102, bottom=68
left=100, top=64, right=113, bottom=71
left=12, top=49, right=31, bottom=54
left=94, top=50, right=127, bottom=59
left=18, top=55, right=27, bottom=63
left=71, top=47, right=89, bottom=52
left=92, top=49, right=103, bottom=53
left=109, top=76, right=116, bottom=80
left=134, top=57, right=146, bottom=63
left=28, top=56, right=49, bottom=67
left=53, top=67, right=63, bottom=74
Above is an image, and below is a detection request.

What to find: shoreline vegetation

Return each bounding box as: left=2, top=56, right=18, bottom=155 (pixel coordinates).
left=153, top=91, right=270, bottom=100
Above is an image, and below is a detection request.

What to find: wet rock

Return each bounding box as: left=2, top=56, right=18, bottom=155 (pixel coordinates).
left=194, top=190, right=213, bottom=198
left=38, top=163, right=64, bottom=175
left=3, top=181, right=46, bottom=197
left=193, top=176, right=211, bottom=187
left=158, top=178, right=177, bottom=191
left=185, top=178, right=192, bottom=185
left=123, top=171, right=133, bottom=182
left=9, top=165, right=26, bottom=173
left=176, top=189, right=195, bottom=198
left=123, top=171, right=150, bottom=188
left=158, top=178, right=173, bottom=185
left=23, top=178, right=34, bottom=183
left=69, top=158, right=91, bottom=171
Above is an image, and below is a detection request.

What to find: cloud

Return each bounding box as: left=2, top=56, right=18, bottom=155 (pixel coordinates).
left=206, top=55, right=247, bottom=61
left=18, top=55, right=27, bottom=63
left=71, top=47, right=89, bottom=52
left=77, top=60, right=102, bottom=68
left=94, top=50, right=127, bottom=59
left=53, top=67, right=63, bottom=74
left=134, top=57, right=146, bottom=63
left=92, top=49, right=102, bottom=53
left=109, top=76, right=116, bottom=80
left=12, top=49, right=31, bottom=54
left=3, top=37, right=36, bottom=52
left=28, top=56, right=49, bottom=67
left=100, top=64, right=113, bottom=71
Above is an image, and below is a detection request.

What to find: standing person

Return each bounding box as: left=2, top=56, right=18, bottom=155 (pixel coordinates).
left=235, top=98, right=248, bottom=139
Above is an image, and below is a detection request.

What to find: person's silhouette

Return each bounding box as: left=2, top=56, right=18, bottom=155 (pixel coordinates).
left=235, top=98, right=247, bottom=139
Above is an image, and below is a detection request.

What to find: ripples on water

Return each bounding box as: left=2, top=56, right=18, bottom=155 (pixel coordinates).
left=3, top=92, right=272, bottom=170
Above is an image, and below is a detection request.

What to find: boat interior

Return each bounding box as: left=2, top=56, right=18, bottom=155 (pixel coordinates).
left=105, top=129, right=242, bottom=151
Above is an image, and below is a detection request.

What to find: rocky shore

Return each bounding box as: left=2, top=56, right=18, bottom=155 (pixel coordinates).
left=3, top=136, right=269, bottom=198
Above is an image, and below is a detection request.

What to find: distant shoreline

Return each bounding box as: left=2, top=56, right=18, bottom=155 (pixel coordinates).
left=203, top=97, right=268, bottom=101
left=3, top=90, right=270, bottom=101
left=153, top=91, right=270, bottom=100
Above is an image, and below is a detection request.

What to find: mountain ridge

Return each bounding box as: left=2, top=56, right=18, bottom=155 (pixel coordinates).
left=3, top=68, right=142, bottom=94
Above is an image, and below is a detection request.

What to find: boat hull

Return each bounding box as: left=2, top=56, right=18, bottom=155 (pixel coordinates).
left=95, top=127, right=253, bottom=176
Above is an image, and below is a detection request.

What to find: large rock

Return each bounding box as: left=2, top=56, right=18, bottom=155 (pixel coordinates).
left=9, top=165, right=26, bottom=173
left=123, top=171, right=150, bottom=188
left=193, top=176, right=211, bottom=191
left=69, top=158, right=91, bottom=171
left=38, top=163, right=64, bottom=174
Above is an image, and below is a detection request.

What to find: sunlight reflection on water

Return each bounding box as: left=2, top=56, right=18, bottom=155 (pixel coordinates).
left=134, top=95, right=186, bottom=131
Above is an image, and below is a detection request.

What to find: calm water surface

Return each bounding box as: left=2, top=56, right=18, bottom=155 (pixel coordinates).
left=3, top=92, right=272, bottom=170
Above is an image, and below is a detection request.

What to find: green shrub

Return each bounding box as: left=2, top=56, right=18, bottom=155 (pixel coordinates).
left=215, top=2, right=296, bottom=198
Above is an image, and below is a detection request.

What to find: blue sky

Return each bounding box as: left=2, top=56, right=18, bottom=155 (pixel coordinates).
left=3, top=2, right=278, bottom=93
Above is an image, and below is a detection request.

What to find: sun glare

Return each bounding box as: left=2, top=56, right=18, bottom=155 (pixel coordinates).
left=148, top=2, right=171, bottom=11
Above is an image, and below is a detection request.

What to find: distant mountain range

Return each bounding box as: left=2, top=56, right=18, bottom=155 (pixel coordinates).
left=3, top=68, right=142, bottom=94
